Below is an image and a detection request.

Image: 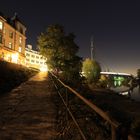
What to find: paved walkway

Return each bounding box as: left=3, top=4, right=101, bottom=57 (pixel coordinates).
left=0, top=72, right=58, bottom=140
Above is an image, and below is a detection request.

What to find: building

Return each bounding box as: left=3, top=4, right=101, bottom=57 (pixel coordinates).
left=0, top=12, right=26, bottom=65
left=25, top=45, right=48, bottom=71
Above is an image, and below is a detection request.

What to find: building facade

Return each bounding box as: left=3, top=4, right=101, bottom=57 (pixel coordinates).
left=25, top=45, right=48, bottom=71
left=0, top=13, right=26, bottom=65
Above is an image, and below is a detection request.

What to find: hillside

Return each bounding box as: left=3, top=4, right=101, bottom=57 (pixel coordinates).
left=0, top=61, right=38, bottom=94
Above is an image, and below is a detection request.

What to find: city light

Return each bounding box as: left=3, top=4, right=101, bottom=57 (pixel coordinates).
left=40, top=65, right=48, bottom=72
left=11, top=53, right=19, bottom=63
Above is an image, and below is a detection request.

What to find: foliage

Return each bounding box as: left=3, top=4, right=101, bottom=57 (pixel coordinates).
left=37, top=24, right=82, bottom=83
left=99, top=75, right=108, bottom=88
left=82, top=58, right=101, bottom=83
left=137, top=69, right=140, bottom=78
left=0, top=61, right=37, bottom=94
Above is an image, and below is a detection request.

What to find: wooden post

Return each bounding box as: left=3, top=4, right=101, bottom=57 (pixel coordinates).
left=111, top=125, right=117, bottom=140
left=66, top=88, right=68, bottom=123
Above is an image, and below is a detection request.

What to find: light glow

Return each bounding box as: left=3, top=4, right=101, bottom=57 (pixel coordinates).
left=11, top=53, right=19, bottom=63
left=0, top=21, right=3, bottom=30
left=5, top=54, right=10, bottom=61
left=40, top=65, right=48, bottom=72
left=120, top=91, right=129, bottom=95
left=100, top=72, right=131, bottom=76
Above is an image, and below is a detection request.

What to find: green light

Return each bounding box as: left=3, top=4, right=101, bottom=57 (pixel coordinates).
left=114, top=76, right=124, bottom=81
left=113, top=76, right=125, bottom=87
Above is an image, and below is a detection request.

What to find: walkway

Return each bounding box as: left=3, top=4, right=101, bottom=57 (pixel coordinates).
left=0, top=72, right=58, bottom=140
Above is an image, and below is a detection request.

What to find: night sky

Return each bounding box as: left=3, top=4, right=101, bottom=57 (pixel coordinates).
left=1, top=0, right=140, bottom=75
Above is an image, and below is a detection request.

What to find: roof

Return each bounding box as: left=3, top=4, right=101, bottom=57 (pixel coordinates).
left=0, top=11, right=26, bottom=29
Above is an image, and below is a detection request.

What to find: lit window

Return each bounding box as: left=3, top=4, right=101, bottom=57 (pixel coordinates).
left=8, top=42, right=12, bottom=48
left=11, top=53, right=18, bottom=63
left=9, top=32, right=13, bottom=38
left=18, top=47, right=22, bottom=52
left=19, top=37, right=22, bottom=44
left=36, top=56, right=39, bottom=59
left=0, top=21, right=3, bottom=30
left=36, top=61, right=39, bottom=63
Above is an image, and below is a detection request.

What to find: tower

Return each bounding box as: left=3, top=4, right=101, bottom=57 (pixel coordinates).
left=90, top=36, right=94, bottom=60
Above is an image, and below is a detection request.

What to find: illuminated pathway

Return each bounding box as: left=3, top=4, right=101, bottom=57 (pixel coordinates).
left=0, top=72, right=58, bottom=140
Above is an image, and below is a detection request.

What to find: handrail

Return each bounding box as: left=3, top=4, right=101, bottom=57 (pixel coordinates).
left=52, top=80, right=87, bottom=140
left=50, top=72, right=136, bottom=140
left=51, top=72, right=119, bottom=127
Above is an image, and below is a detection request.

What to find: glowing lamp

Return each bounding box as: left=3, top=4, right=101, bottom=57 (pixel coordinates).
left=40, top=65, right=48, bottom=72
left=11, top=53, right=19, bottom=63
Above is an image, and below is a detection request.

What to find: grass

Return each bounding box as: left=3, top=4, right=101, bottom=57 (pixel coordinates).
left=0, top=61, right=38, bottom=94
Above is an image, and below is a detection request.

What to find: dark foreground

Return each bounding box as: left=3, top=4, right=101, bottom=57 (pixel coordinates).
left=0, top=71, right=140, bottom=140
left=0, top=72, right=58, bottom=140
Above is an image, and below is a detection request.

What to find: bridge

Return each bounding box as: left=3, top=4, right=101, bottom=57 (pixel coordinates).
left=100, top=71, right=132, bottom=76
left=100, top=71, right=133, bottom=87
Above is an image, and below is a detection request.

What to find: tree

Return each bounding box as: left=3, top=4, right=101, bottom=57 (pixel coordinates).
left=137, top=69, right=140, bottom=87
left=137, top=69, right=140, bottom=78
left=37, top=24, right=82, bottom=83
left=82, top=58, right=101, bottom=83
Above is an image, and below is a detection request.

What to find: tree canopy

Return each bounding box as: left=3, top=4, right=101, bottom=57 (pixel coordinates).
left=137, top=69, right=140, bottom=78
left=82, top=58, right=101, bottom=83
left=37, top=24, right=82, bottom=82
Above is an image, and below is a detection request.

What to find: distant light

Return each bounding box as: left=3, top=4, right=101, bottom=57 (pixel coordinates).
left=11, top=53, right=19, bottom=63
left=100, top=72, right=131, bottom=76
left=40, top=65, right=48, bottom=72
left=118, top=80, right=121, bottom=86
left=120, top=91, right=128, bottom=95
left=114, top=76, right=124, bottom=81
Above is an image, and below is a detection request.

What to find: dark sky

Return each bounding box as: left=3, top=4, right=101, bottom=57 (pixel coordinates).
left=1, top=0, right=140, bottom=75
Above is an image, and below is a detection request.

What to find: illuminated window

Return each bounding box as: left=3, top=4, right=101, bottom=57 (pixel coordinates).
left=36, top=56, right=39, bottom=59
left=36, top=61, right=39, bottom=63
left=26, top=59, right=29, bottom=61
left=8, top=42, right=12, bottom=48
left=0, top=21, right=3, bottom=30
left=18, top=47, right=22, bottom=52
left=19, top=37, right=22, bottom=45
left=9, top=32, right=13, bottom=38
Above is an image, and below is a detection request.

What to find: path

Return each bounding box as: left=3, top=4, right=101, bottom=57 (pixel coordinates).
left=0, top=72, right=58, bottom=140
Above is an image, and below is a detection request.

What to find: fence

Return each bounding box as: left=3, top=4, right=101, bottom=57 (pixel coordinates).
left=50, top=72, right=136, bottom=140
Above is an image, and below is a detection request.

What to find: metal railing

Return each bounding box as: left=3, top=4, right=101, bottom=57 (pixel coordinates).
left=50, top=72, right=136, bottom=140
